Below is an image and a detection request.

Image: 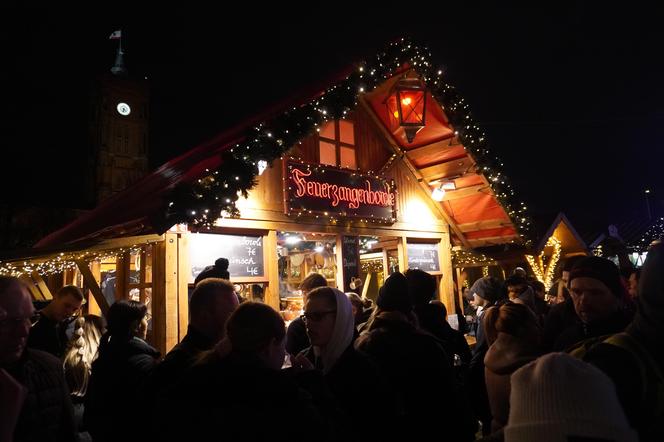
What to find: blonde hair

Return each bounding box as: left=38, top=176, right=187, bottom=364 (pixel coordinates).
left=63, top=314, right=105, bottom=397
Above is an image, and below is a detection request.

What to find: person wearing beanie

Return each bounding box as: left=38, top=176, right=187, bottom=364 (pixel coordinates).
left=376, top=271, right=412, bottom=314
left=356, top=272, right=477, bottom=441
left=581, top=242, right=664, bottom=441
left=194, top=257, right=231, bottom=285
left=504, top=352, right=637, bottom=442
left=552, top=256, right=633, bottom=351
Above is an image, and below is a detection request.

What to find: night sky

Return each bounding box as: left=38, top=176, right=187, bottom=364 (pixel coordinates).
left=3, top=4, right=663, bottom=240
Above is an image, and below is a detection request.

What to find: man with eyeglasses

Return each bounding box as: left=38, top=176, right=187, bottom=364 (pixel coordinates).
left=28, top=285, right=84, bottom=358
left=0, top=276, right=76, bottom=442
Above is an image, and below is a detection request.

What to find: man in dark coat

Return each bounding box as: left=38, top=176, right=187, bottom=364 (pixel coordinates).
left=553, top=256, right=632, bottom=351
left=581, top=242, right=664, bottom=441
left=0, top=276, right=77, bottom=442
left=356, top=272, right=476, bottom=441
left=28, top=285, right=84, bottom=358
left=149, top=278, right=238, bottom=392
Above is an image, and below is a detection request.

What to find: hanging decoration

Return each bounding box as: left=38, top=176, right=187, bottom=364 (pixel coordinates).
left=163, top=38, right=531, bottom=242
left=452, top=249, right=495, bottom=267
left=525, top=236, right=562, bottom=291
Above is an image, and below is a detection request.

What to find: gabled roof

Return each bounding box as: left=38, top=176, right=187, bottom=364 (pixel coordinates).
left=535, top=212, right=590, bottom=256
left=36, top=40, right=529, bottom=250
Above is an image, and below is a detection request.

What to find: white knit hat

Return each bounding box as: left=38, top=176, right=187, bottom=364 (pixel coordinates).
left=504, top=352, right=637, bottom=442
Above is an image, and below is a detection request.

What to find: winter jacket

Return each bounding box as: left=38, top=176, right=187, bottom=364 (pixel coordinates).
left=84, top=336, right=160, bottom=442
left=356, top=312, right=476, bottom=441
left=553, top=310, right=632, bottom=351
left=286, top=316, right=310, bottom=356
left=8, top=348, right=77, bottom=442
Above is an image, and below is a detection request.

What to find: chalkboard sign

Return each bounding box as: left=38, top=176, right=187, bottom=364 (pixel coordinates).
left=407, top=243, right=440, bottom=272
left=189, top=233, right=264, bottom=281
left=341, top=236, right=360, bottom=292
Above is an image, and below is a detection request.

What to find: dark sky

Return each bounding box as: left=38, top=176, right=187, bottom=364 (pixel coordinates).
left=3, top=4, right=663, bottom=238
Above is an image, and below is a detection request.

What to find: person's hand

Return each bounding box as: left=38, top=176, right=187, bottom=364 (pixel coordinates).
left=291, top=353, right=314, bottom=371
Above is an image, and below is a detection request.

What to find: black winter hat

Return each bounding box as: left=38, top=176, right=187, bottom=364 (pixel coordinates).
left=468, top=277, right=503, bottom=304
left=377, top=272, right=412, bottom=314
left=568, top=256, right=624, bottom=298
left=194, top=257, right=231, bottom=285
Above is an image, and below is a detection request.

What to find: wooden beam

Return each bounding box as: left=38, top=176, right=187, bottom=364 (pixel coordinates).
left=164, top=233, right=179, bottom=354
left=458, top=218, right=514, bottom=233
left=404, top=137, right=462, bottom=164
left=265, top=230, right=280, bottom=311
left=31, top=271, right=53, bottom=300
left=177, top=235, right=190, bottom=342
left=20, top=275, right=44, bottom=301
left=358, top=96, right=472, bottom=248
left=467, top=235, right=521, bottom=247
left=442, top=184, right=490, bottom=201
left=419, top=156, right=475, bottom=181
left=86, top=262, right=101, bottom=316
left=438, top=236, right=455, bottom=316
left=152, top=241, right=166, bottom=356
left=397, top=236, right=408, bottom=273
left=75, top=260, right=109, bottom=316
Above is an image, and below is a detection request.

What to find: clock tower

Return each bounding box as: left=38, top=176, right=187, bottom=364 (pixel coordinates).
left=89, top=43, right=149, bottom=204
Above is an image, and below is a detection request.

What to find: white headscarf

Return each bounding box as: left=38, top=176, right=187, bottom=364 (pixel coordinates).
left=317, top=288, right=354, bottom=374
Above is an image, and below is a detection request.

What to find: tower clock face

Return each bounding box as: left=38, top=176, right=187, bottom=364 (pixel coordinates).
left=116, top=102, right=131, bottom=116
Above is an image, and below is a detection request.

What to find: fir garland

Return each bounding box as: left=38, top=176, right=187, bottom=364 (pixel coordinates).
left=162, top=38, right=532, bottom=242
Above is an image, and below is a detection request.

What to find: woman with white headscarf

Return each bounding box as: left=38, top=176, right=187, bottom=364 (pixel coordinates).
left=293, top=287, right=398, bottom=441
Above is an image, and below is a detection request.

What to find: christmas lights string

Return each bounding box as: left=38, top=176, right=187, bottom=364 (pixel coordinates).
left=163, top=38, right=531, bottom=242
left=525, top=236, right=561, bottom=291
left=0, top=247, right=143, bottom=278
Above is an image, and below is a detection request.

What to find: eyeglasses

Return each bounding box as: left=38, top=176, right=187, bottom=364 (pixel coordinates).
left=300, top=310, right=336, bottom=323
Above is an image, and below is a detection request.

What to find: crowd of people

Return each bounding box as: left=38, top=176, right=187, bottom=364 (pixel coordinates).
left=0, top=242, right=662, bottom=441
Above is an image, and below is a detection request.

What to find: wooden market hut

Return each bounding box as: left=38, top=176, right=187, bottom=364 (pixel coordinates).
left=3, top=40, right=529, bottom=355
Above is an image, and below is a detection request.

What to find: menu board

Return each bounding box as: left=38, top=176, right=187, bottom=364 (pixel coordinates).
left=189, top=233, right=264, bottom=281
left=341, top=236, right=360, bottom=292
left=407, top=243, right=440, bottom=272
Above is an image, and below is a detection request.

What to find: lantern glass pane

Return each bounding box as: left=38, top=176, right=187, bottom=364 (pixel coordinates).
left=319, top=141, right=336, bottom=166
left=399, top=91, right=425, bottom=125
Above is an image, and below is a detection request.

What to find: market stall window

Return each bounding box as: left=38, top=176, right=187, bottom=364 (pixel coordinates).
left=277, top=232, right=337, bottom=323
left=318, top=119, right=356, bottom=169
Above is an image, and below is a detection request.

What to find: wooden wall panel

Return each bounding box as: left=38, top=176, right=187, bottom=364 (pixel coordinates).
left=354, top=107, right=391, bottom=172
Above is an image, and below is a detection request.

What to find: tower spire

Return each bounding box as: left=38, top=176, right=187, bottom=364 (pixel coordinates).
left=110, top=29, right=127, bottom=76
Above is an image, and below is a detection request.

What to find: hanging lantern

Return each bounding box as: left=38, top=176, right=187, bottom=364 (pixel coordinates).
left=393, top=74, right=427, bottom=143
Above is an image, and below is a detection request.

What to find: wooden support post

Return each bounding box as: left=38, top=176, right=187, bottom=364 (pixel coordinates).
left=75, top=260, right=109, bottom=316
left=335, top=235, right=344, bottom=290
left=438, top=236, right=455, bottom=316
left=86, top=262, right=102, bottom=316
left=265, top=230, right=280, bottom=311
left=177, top=235, right=190, bottom=342
left=455, top=267, right=464, bottom=312
left=397, top=236, right=408, bottom=273
left=116, top=252, right=129, bottom=301
left=381, top=250, right=389, bottom=282
left=163, top=233, right=179, bottom=354
left=152, top=240, right=166, bottom=355
left=31, top=271, right=53, bottom=300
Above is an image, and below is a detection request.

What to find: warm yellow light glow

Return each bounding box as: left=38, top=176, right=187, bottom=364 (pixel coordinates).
left=525, top=236, right=562, bottom=291
left=431, top=186, right=446, bottom=201
left=393, top=111, right=399, bottom=118
left=401, top=97, right=412, bottom=106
